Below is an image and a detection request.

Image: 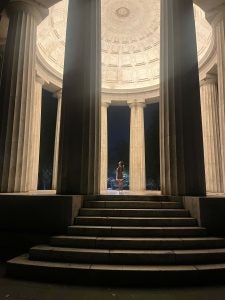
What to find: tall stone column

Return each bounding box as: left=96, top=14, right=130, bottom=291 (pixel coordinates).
left=0, top=1, right=48, bottom=192
left=52, top=90, right=62, bottom=190
left=200, top=76, right=224, bottom=193
left=129, top=101, right=146, bottom=191
left=30, top=75, right=44, bottom=191
left=100, top=101, right=110, bottom=192
left=57, top=0, right=101, bottom=195
left=210, top=9, right=225, bottom=193
left=160, top=0, right=206, bottom=196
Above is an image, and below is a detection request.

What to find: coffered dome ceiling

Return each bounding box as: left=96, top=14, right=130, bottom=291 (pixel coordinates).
left=37, top=0, right=212, bottom=90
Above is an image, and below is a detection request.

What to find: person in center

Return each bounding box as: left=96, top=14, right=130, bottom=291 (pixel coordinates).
left=116, top=161, right=124, bottom=191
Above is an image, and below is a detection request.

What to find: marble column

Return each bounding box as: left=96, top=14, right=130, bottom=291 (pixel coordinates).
left=200, top=76, right=224, bottom=193
left=0, top=1, right=48, bottom=192
left=30, top=75, right=44, bottom=191
left=57, top=0, right=101, bottom=195
left=52, top=90, right=62, bottom=190
left=129, top=101, right=146, bottom=191
left=210, top=10, right=225, bottom=193
left=100, top=101, right=110, bottom=192
left=160, top=0, right=206, bottom=196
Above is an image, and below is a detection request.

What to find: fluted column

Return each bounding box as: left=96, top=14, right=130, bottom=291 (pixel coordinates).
left=52, top=90, right=62, bottom=190
left=210, top=10, right=225, bottom=193
left=57, top=0, right=101, bottom=195
left=129, top=101, right=146, bottom=191
left=160, top=0, right=206, bottom=196
left=200, top=76, right=224, bottom=193
left=0, top=1, right=48, bottom=192
left=30, top=75, right=44, bottom=191
left=100, top=101, right=110, bottom=192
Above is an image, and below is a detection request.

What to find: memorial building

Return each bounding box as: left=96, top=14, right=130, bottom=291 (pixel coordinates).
left=0, top=0, right=225, bottom=285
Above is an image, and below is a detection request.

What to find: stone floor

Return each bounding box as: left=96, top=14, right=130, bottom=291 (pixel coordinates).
left=1, top=263, right=225, bottom=300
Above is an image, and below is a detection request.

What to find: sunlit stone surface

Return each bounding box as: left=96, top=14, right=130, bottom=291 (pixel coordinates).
left=37, top=0, right=212, bottom=90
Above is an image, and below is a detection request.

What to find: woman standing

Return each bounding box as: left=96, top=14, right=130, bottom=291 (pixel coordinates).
left=116, top=161, right=124, bottom=191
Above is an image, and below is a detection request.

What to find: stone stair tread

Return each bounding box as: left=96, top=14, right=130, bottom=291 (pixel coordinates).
left=75, top=216, right=197, bottom=226
left=51, top=235, right=225, bottom=242
left=8, top=254, right=225, bottom=271
left=50, top=235, right=225, bottom=249
left=79, top=208, right=189, bottom=217
left=8, top=254, right=91, bottom=269
left=30, top=245, right=225, bottom=255
left=84, top=201, right=183, bottom=209
left=76, top=216, right=194, bottom=220
left=69, top=225, right=205, bottom=230
left=29, top=245, right=225, bottom=265
left=85, top=195, right=172, bottom=202
left=80, top=208, right=187, bottom=211
left=84, top=201, right=180, bottom=204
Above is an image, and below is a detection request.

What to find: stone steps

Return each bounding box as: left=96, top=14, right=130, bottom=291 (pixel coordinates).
left=79, top=208, right=190, bottom=217
left=75, top=216, right=197, bottom=227
left=7, top=255, right=225, bottom=286
left=50, top=236, right=225, bottom=250
left=6, top=195, right=225, bottom=286
left=83, top=201, right=183, bottom=209
left=67, top=225, right=207, bottom=237
left=29, top=245, right=225, bottom=265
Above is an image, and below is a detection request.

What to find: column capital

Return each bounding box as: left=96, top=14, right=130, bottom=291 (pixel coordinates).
left=36, top=74, right=45, bottom=85
left=128, top=100, right=146, bottom=109
left=54, top=89, right=62, bottom=100
left=101, top=100, right=111, bottom=108
left=6, top=0, right=49, bottom=24
left=200, top=74, right=218, bottom=87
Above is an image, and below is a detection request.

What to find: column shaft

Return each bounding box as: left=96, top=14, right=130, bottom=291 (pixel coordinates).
left=200, top=78, right=224, bottom=193
left=129, top=102, right=146, bottom=191
left=160, top=0, right=206, bottom=196
left=100, top=102, right=109, bottom=192
left=0, top=5, right=37, bottom=192
left=57, top=0, right=101, bottom=195
left=213, top=15, right=225, bottom=193
left=52, top=90, right=62, bottom=190
left=30, top=76, right=43, bottom=191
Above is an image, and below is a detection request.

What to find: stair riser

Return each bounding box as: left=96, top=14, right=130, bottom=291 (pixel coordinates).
left=50, top=237, right=225, bottom=250
left=67, top=227, right=207, bottom=237
left=83, top=202, right=182, bottom=209
left=75, top=218, right=197, bottom=227
left=79, top=209, right=190, bottom=217
left=29, top=249, right=225, bottom=265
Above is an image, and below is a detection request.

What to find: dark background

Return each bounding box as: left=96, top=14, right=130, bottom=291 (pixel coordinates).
left=38, top=90, right=58, bottom=190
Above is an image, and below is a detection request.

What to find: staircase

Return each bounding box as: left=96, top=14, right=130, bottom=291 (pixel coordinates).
left=7, top=195, right=225, bottom=286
